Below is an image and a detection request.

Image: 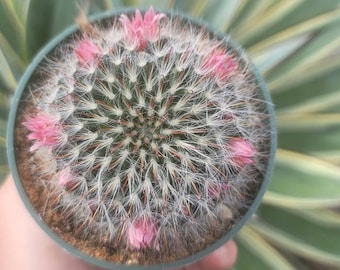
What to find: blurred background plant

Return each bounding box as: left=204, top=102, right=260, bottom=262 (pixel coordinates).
left=0, top=0, right=340, bottom=269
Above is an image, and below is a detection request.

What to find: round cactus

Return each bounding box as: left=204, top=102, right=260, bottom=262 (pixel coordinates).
left=13, top=7, right=275, bottom=267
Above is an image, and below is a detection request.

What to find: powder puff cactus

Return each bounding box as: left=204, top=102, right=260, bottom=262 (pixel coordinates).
left=9, top=7, right=276, bottom=268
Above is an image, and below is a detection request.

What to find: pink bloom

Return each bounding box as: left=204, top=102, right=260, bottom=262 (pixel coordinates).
left=23, top=111, right=63, bottom=151
left=202, top=50, right=237, bottom=81
left=75, top=39, right=101, bottom=65
left=228, top=138, right=255, bottom=167
left=58, top=168, right=76, bottom=189
left=207, top=182, right=229, bottom=199
left=127, top=217, right=157, bottom=249
left=120, top=7, right=165, bottom=50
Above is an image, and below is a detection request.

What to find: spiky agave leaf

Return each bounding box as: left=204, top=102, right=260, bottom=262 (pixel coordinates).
left=228, top=1, right=340, bottom=269
left=1, top=0, right=340, bottom=269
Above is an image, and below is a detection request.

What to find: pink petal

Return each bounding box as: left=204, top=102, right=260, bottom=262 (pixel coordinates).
left=127, top=217, right=157, bottom=249
left=24, top=112, right=57, bottom=131
left=75, top=39, right=101, bottom=65
left=23, top=111, right=63, bottom=151
left=208, top=182, right=230, bottom=199
left=143, top=7, right=157, bottom=24
left=202, top=50, right=237, bottom=81
left=120, top=7, right=165, bottom=50
left=143, top=7, right=165, bottom=41
left=58, top=167, right=76, bottom=189
left=228, top=138, right=255, bottom=167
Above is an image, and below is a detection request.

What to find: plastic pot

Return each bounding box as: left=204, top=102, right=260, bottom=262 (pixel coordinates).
left=7, top=8, right=276, bottom=270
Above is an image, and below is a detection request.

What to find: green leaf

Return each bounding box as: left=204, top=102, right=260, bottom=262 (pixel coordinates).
left=0, top=0, right=29, bottom=60
left=0, top=45, right=17, bottom=93
left=251, top=35, right=308, bottom=74
left=0, top=117, right=8, bottom=182
left=253, top=206, right=340, bottom=266
left=277, top=113, right=340, bottom=131
left=312, top=151, right=340, bottom=167
left=0, top=89, right=10, bottom=120
left=202, top=0, right=246, bottom=32
left=236, top=225, right=296, bottom=270
left=264, top=149, right=340, bottom=208
left=292, top=208, right=340, bottom=228
left=272, top=65, right=340, bottom=111
left=26, top=0, right=79, bottom=57
left=182, top=0, right=210, bottom=17
left=134, top=0, right=173, bottom=10
left=275, top=149, right=340, bottom=187
left=274, top=56, right=340, bottom=96
left=231, top=0, right=275, bottom=38
left=234, top=238, right=274, bottom=270
left=264, top=191, right=340, bottom=209
left=234, top=0, right=304, bottom=44
left=248, top=8, right=340, bottom=55
left=278, top=127, right=340, bottom=156
left=26, top=0, right=60, bottom=57
left=120, top=0, right=138, bottom=6
left=266, top=23, right=340, bottom=92
left=90, top=0, right=122, bottom=11
left=276, top=90, right=340, bottom=114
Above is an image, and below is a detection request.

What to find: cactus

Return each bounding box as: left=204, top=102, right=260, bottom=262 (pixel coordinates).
left=16, top=7, right=273, bottom=265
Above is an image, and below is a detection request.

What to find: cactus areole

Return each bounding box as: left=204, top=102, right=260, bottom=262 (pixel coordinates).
left=7, top=8, right=276, bottom=270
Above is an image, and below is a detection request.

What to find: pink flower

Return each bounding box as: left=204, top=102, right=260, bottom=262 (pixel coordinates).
left=120, top=7, right=165, bottom=50
left=207, top=182, right=230, bottom=199
left=127, top=217, right=157, bottom=249
left=228, top=138, right=255, bottom=167
left=58, top=168, right=76, bottom=189
left=23, top=111, right=63, bottom=151
left=202, top=50, right=237, bottom=81
left=75, top=39, right=101, bottom=65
